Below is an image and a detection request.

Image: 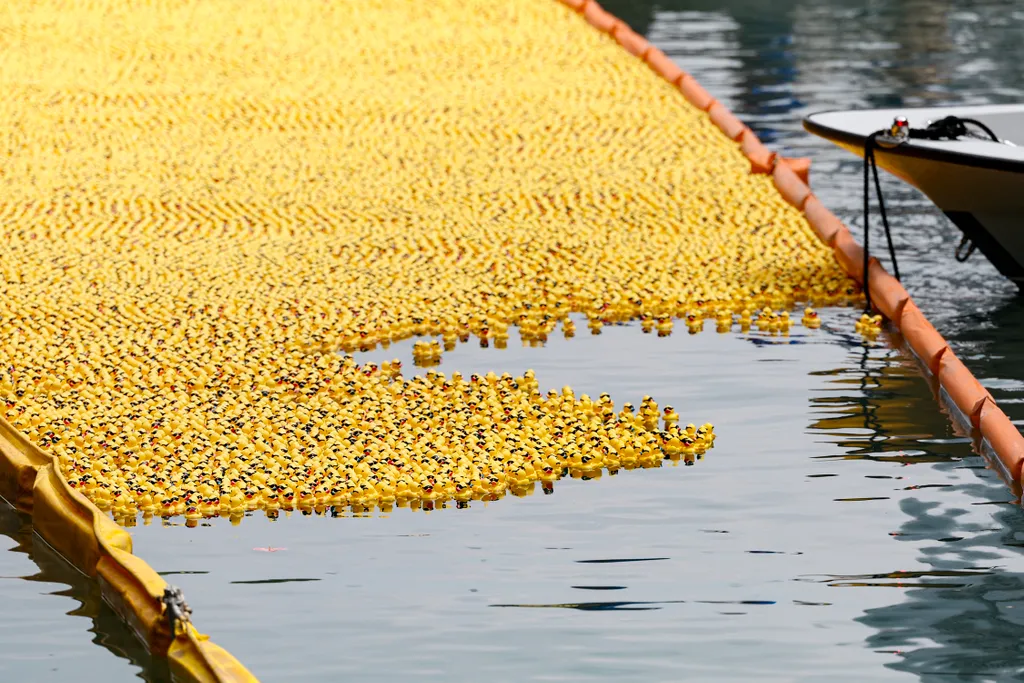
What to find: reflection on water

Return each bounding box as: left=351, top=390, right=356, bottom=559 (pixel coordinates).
left=5, top=1, right=1024, bottom=680
left=121, top=310, right=1018, bottom=682
left=804, top=316, right=1024, bottom=679
left=862, top=497, right=1024, bottom=680
left=0, top=501, right=168, bottom=683
left=842, top=437, right=1024, bottom=681
left=631, top=5, right=1024, bottom=676
left=640, top=0, right=1024, bottom=402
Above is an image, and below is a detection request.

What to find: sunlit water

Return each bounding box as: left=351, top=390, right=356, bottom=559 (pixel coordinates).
left=3, top=1, right=1024, bottom=681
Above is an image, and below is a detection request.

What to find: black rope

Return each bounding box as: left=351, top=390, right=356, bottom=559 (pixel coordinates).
left=863, top=134, right=872, bottom=312
left=862, top=132, right=901, bottom=313
left=860, top=114, right=1003, bottom=311
left=955, top=235, right=977, bottom=263
left=912, top=116, right=1000, bottom=265
left=909, top=115, right=1000, bottom=142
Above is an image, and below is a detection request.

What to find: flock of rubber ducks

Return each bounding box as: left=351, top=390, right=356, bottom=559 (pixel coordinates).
left=855, top=313, right=884, bottom=339
left=44, top=360, right=715, bottom=520
left=0, top=0, right=860, bottom=523
left=411, top=340, right=443, bottom=366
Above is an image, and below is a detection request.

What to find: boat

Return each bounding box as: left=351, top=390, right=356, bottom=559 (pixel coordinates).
left=803, top=104, right=1024, bottom=288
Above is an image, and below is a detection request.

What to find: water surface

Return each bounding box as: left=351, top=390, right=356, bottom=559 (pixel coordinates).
left=4, top=1, right=1024, bottom=681
left=129, top=310, right=1024, bottom=682
left=0, top=501, right=169, bottom=682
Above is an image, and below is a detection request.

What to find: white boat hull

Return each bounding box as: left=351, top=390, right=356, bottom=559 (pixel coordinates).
left=804, top=104, right=1024, bottom=286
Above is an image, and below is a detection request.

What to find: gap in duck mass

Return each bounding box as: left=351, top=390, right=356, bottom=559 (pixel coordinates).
left=116, top=304, right=866, bottom=529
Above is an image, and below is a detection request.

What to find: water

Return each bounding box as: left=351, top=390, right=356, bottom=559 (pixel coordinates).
left=617, top=0, right=1024, bottom=424
left=4, top=1, right=1024, bottom=681
left=0, top=501, right=169, bottom=683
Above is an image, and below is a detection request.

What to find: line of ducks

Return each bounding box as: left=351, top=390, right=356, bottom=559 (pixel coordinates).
left=44, top=359, right=714, bottom=523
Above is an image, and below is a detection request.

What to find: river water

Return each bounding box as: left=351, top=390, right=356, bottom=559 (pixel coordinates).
left=3, top=1, right=1024, bottom=682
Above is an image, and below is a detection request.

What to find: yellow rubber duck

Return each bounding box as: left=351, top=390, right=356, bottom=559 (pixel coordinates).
left=854, top=312, right=883, bottom=337
left=562, top=317, right=576, bottom=338
left=756, top=307, right=776, bottom=332
left=778, top=311, right=794, bottom=334
left=715, top=309, right=733, bottom=333
left=801, top=307, right=820, bottom=329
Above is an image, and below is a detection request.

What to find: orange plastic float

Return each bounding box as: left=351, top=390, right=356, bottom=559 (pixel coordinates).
left=571, top=0, right=1024, bottom=492
left=897, top=301, right=949, bottom=377
left=583, top=1, right=620, bottom=33
left=802, top=196, right=845, bottom=246
left=678, top=75, right=715, bottom=111
left=613, top=24, right=651, bottom=58
left=772, top=161, right=813, bottom=210
left=831, top=228, right=866, bottom=282
left=708, top=101, right=747, bottom=141
left=780, top=157, right=812, bottom=185
left=644, top=48, right=685, bottom=83
left=0, top=418, right=256, bottom=682
left=979, top=401, right=1024, bottom=484
left=865, top=259, right=909, bottom=325
left=741, top=131, right=777, bottom=174
left=938, top=353, right=992, bottom=430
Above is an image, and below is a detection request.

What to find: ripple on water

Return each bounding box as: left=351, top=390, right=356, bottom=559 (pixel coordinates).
left=6, top=1, right=1024, bottom=681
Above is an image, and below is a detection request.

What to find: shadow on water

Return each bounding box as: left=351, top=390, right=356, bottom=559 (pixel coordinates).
left=0, top=501, right=171, bottom=683
left=858, top=495, right=1024, bottom=681
left=808, top=332, right=1024, bottom=681
left=617, top=4, right=1024, bottom=674
left=608, top=0, right=1024, bottom=124
left=941, top=297, right=1024, bottom=424
left=603, top=0, right=802, bottom=143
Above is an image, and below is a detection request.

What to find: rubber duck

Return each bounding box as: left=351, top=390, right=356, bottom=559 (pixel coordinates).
left=562, top=317, right=576, bottom=338
left=738, top=309, right=753, bottom=329
left=296, top=488, right=315, bottom=508
left=855, top=312, right=882, bottom=336
left=801, top=307, right=820, bottom=329
left=685, top=311, right=703, bottom=334
left=778, top=311, right=794, bottom=334
left=138, top=493, right=157, bottom=514
left=715, top=309, right=733, bottom=333
left=662, top=406, right=679, bottom=431
left=662, top=429, right=682, bottom=456
left=228, top=493, right=246, bottom=515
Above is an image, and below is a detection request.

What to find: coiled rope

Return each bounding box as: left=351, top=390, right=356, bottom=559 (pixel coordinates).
left=861, top=115, right=1003, bottom=312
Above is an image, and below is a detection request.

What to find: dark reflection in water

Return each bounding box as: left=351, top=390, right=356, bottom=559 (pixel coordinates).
left=575, top=557, right=669, bottom=564
left=807, top=332, right=1024, bottom=680
left=858, top=499, right=1024, bottom=680
left=622, top=0, right=1024, bottom=423
left=491, top=600, right=677, bottom=611
left=229, top=578, right=321, bottom=585
left=0, top=501, right=170, bottom=683
left=114, top=5, right=1024, bottom=681
left=491, top=598, right=776, bottom=611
